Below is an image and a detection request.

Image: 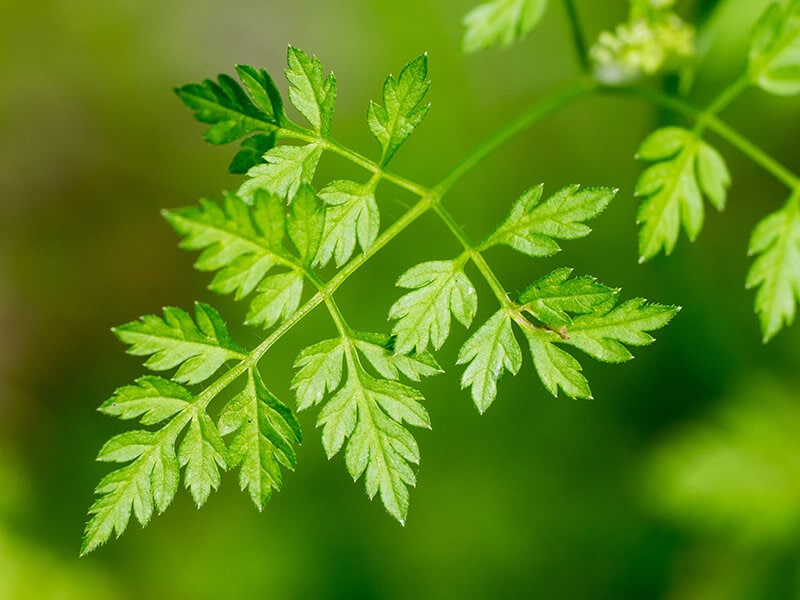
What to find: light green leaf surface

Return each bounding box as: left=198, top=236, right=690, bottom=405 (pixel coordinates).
left=485, top=184, right=615, bottom=257
left=462, top=0, right=549, bottom=53
left=219, top=369, right=302, bottom=510
left=518, top=268, right=617, bottom=326
left=368, top=54, right=430, bottom=165
left=177, top=412, right=228, bottom=507
left=239, top=143, right=323, bottom=203
left=635, top=127, right=731, bottom=261
left=749, top=0, right=800, bottom=96
left=113, top=303, right=245, bottom=385
left=99, top=377, right=192, bottom=426
left=457, top=310, right=522, bottom=413
left=286, top=46, right=337, bottom=135
left=746, top=199, right=800, bottom=342
left=315, top=179, right=380, bottom=268
left=389, top=260, right=477, bottom=355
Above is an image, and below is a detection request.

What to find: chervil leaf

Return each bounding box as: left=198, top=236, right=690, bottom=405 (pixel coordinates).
left=175, top=67, right=283, bottom=173
left=178, top=411, right=228, bottom=507
left=287, top=185, right=325, bottom=265
left=82, top=417, right=183, bottom=555
left=219, top=369, right=302, bottom=510
left=114, top=303, right=245, bottom=385
left=292, top=338, right=346, bottom=411
left=164, top=191, right=310, bottom=330
left=286, top=46, right=336, bottom=136
left=462, top=0, right=549, bottom=53
left=315, top=362, right=430, bottom=523
left=563, top=299, right=679, bottom=363
left=521, top=283, right=678, bottom=398
left=457, top=310, right=522, bottom=413
left=239, top=143, right=323, bottom=203
left=389, top=260, right=478, bottom=355
left=99, top=377, right=192, bottom=426
left=352, top=332, right=442, bottom=382
left=524, top=328, right=592, bottom=399
left=484, top=184, right=616, bottom=257
left=746, top=200, right=800, bottom=342
left=315, top=179, right=380, bottom=268
left=368, top=55, right=431, bottom=166
left=519, top=268, right=617, bottom=326
left=749, top=0, right=800, bottom=96
left=635, top=127, right=731, bottom=261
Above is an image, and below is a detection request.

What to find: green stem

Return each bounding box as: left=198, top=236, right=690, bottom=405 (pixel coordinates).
left=563, top=0, right=590, bottom=75
left=601, top=84, right=800, bottom=189
left=433, top=82, right=593, bottom=196
left=704, top=73, right=750, bottom=118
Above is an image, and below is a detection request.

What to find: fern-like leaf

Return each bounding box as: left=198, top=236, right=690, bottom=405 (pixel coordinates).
left=484, top=184, right=615, bottom=257
left=113, top=303, right=245, bottom=385
left=635, top=127, right=731, bottom=261
left=286, top=46, right=337, bottom=136
left=315, top=179, right=380, bottom=267
left=746, top=199, right=800, bottom=342
left=749, top=0, right=800, bottom=96
left=389, top=260, right=477, bottom=355
left=518, top=268, right=617, bottom=326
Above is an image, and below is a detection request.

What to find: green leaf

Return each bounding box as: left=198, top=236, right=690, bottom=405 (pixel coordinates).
left=286, top=46, right=337, bottom=136
left=315, top=179, right=380, bottom=268
left=114, top=303, right=245, bottom=385
left=315, top=363, right=429, bottom=523
left=178, top=411, right=228, bottom=507
left=239, top=143, right=324, bottom=203
left=485, top=184, right=615, bottom=257
left=219, top=369, right=302, bottom=510
left=367, top=54, right=431, bottom=166
left=457, top=310, right=522, bottom=413
left=175, top=67, right=283, bottom=173
left=462, top=0, right=549, bottom=53
left=518, top=268, right=617, bottom=326
left=635, top=127, right=731, bottom=261
left=99, top=377, right=192, bottom=426
left=245, top=271, right=305, bottom=329
left=292, top=338, right=345, bottom=411
left=524, top=328, right=592, bottom=399
left=746, top=200, right=800, bottom=342
left=82, top=421, right=182, bottom=555
left=389, top=260, right=478, bottom=355
left=165, top=190, right=314, bottom=330
left=749, top=0, right=800, bottom=96
left=563, top=299, right=680, bottom=363
left=287, top=185, right=325, bottom=265
left=352, top=332, right=442, bottom=382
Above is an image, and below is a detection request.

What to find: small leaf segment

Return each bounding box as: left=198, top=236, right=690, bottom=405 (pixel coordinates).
left=85, top=46, right=677, bottom=553
left=627, top=0, right=800, bottom=341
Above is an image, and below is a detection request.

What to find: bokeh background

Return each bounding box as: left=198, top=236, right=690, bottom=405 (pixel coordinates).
left=3, top=0, right=800, bottom=598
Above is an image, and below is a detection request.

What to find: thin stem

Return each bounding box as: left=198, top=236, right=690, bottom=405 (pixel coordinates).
left=433, top=82, right=593, bottom=196
left=704, top=73, right=750, bottom=118
left=563, top=0, right=590, bottom=75
left=600, top=84, right=800, bottom=189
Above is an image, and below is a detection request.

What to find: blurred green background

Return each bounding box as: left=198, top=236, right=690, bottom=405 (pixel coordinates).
left=3, top=0, right=800, bottom=598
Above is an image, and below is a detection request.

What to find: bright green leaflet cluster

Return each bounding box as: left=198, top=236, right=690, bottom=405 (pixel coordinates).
left=462, top=0, right=800, bottom=342
left=84, top=42, right=678, bottom=554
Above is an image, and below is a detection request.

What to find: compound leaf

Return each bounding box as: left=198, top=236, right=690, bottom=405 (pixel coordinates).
left=746, top=200, right=800, bottom=342
left=315, top=180, right=379, bottom=268
left=352, top=332, right=442, bottom=382
left=286, top=46, right=337, bottom=136
left=113, top=303, right=245, bottom=385
left=749, top=0, right=800, bottom=96
left=368, top=54, right=431, bottom=166
left=462, top=0, right=549, bottom=53
left=389, top=260, right=477, bottom=355
left=219, top=369, right=302, bottom=510
left=292, top=338, right=346, bottom=411
left=525, top=329, right=592, bottom=399
left=485, top=184, right=615, bottom=257
left=635, top=127, right=731, bottom=261
left=457, top=310, right=522, bottom=413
